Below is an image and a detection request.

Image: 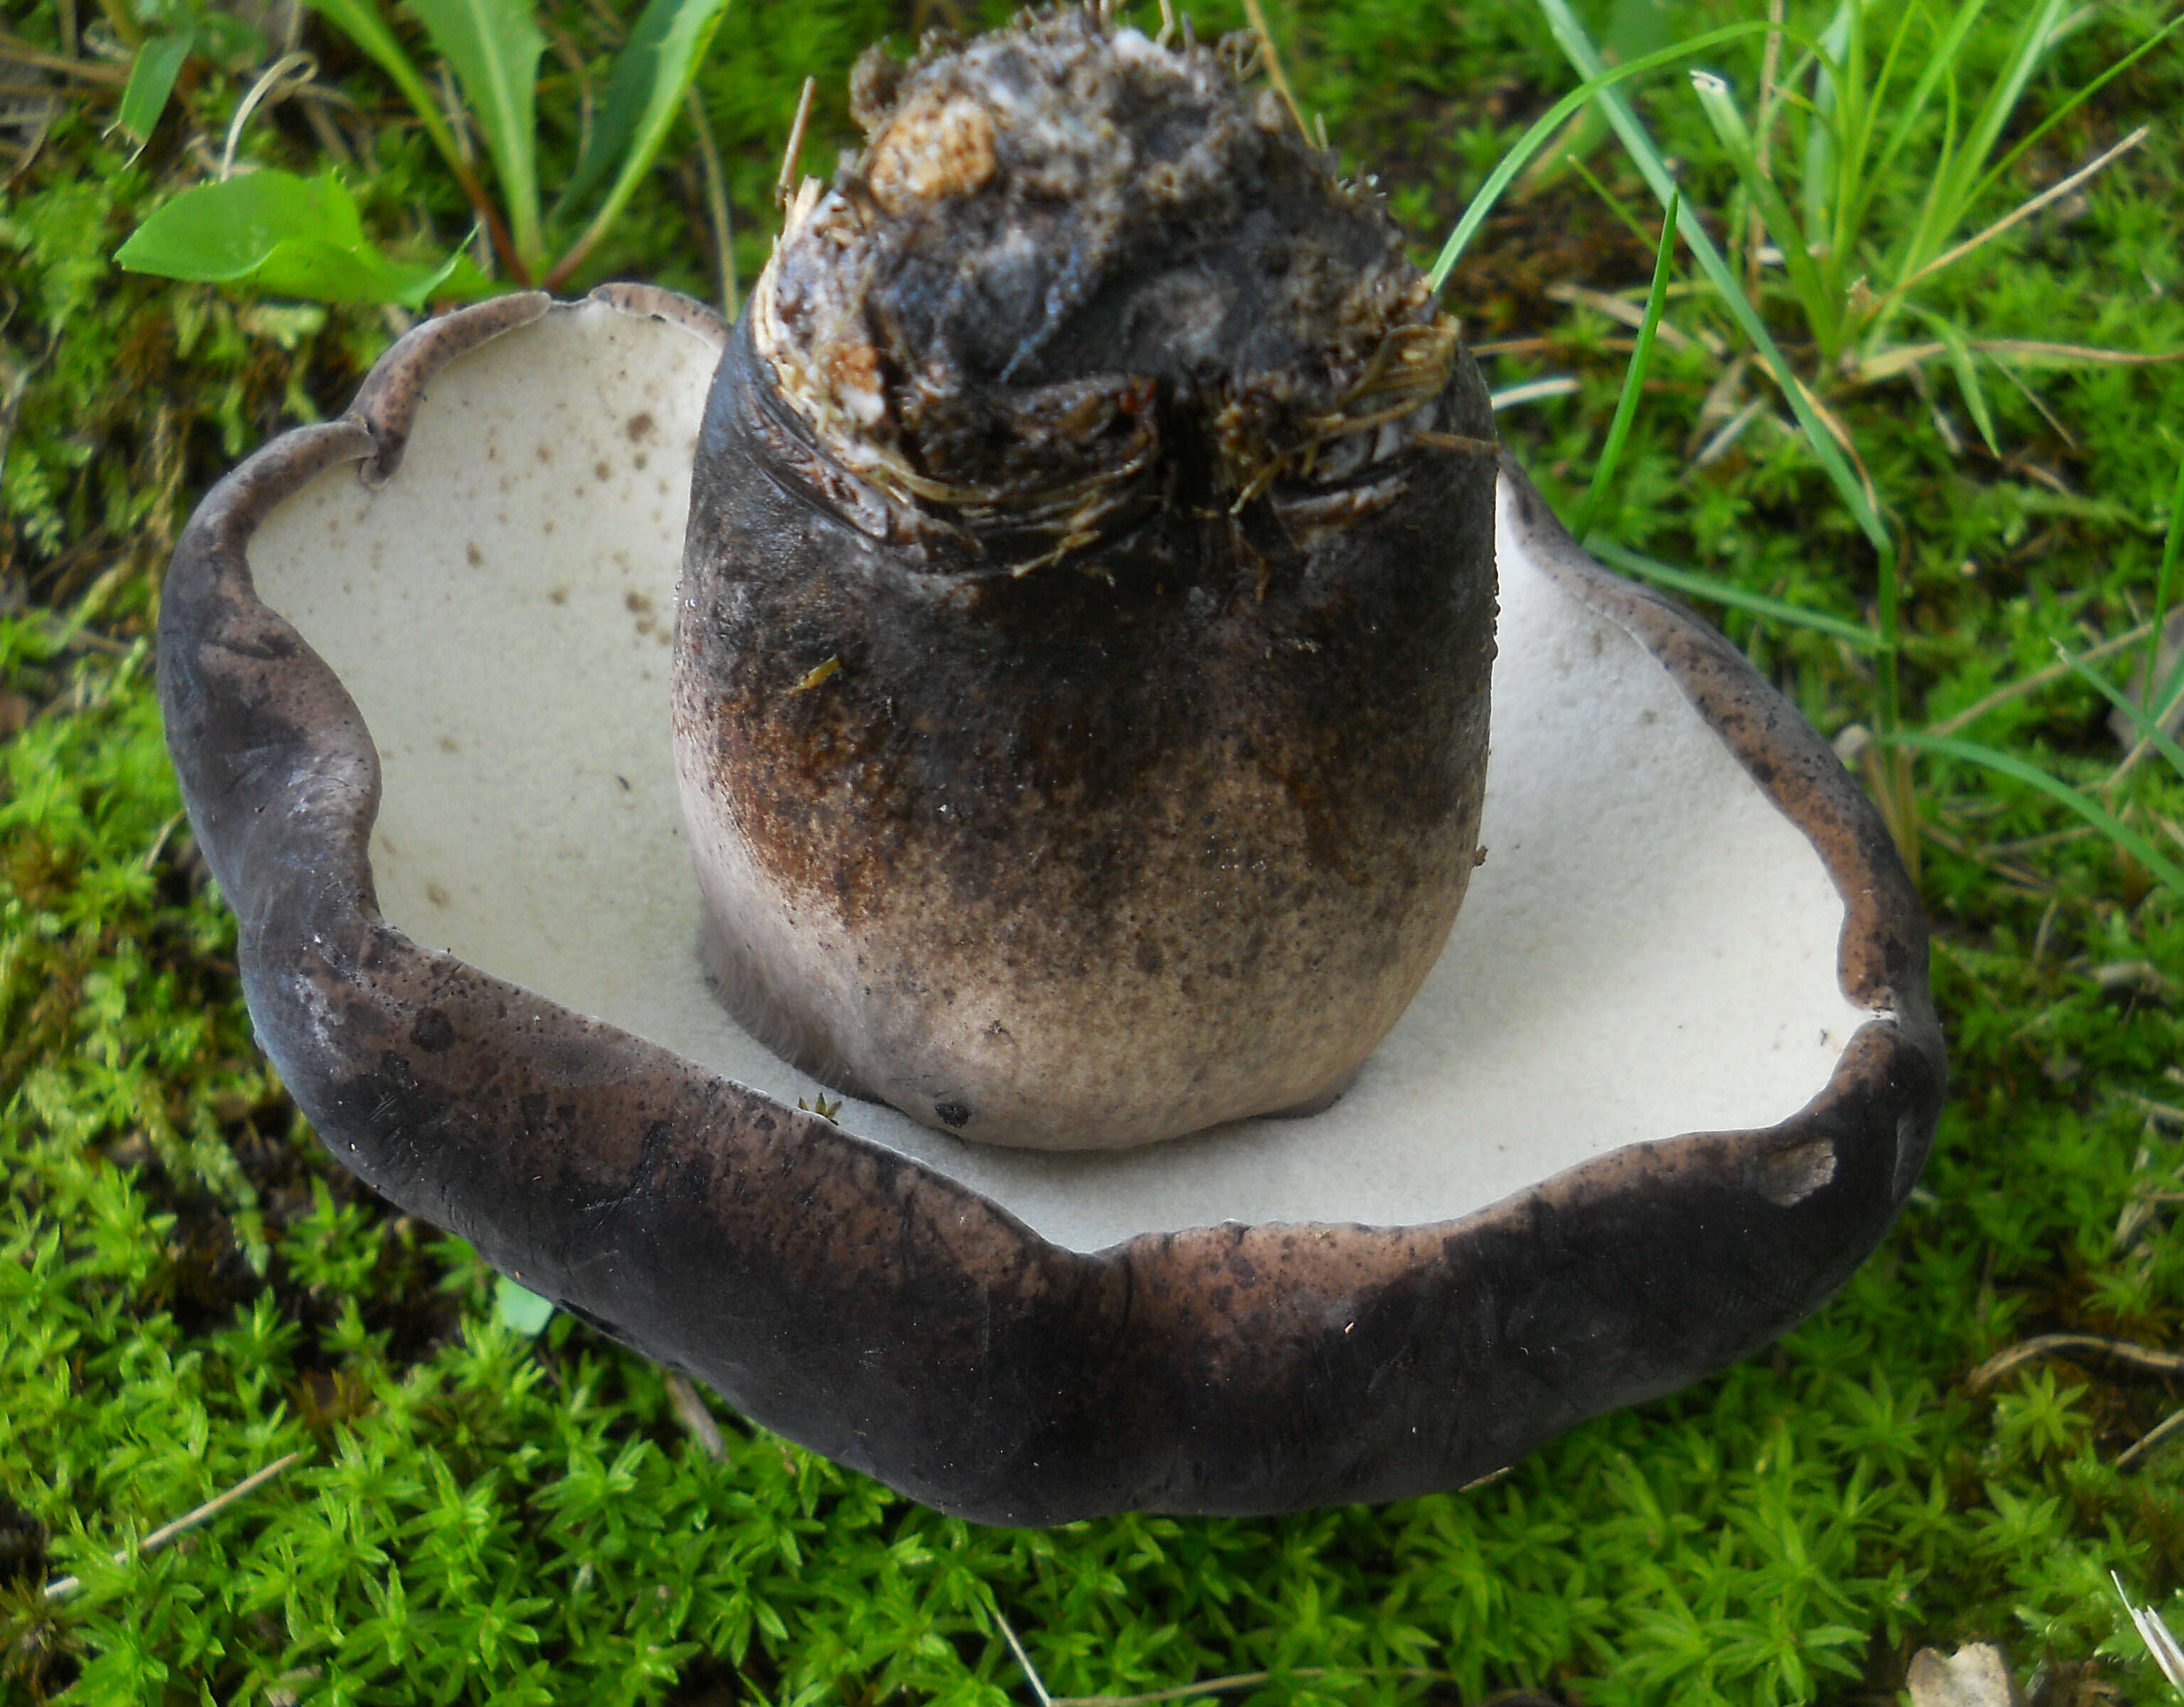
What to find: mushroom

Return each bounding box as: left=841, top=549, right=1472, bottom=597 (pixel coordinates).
left=675, top=16, right=1497, bottom=1149
left=160, top=282, right=1942, bottom=1523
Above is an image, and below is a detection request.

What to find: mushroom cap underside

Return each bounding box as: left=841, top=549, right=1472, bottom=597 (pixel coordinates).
left=158, top=291, right=1944, bottom=1524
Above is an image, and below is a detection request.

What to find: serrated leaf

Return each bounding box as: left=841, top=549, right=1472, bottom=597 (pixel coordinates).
left=114, top=169, right=493, bottom=307
left=402, top=0, right=545, bottom=267
left=115, top=31, right=195, bottom=151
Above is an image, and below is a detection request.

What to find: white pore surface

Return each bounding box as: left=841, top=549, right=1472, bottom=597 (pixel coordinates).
left=252, top=301, right=1873, bottom=1254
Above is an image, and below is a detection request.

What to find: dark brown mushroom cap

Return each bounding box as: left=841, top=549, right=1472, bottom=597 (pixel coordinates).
left=159, top=290, right=1944, bottom=1526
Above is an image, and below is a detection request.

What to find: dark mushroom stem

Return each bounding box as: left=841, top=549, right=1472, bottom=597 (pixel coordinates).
left=674, top=11, right=1498, bottom=1150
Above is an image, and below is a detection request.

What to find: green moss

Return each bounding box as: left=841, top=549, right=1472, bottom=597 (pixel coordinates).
left=7, top=0, right=2184, bottom=1702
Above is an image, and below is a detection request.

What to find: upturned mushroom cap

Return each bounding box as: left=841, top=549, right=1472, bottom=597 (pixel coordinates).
left=159, top=289, right=1943, bottom=1525
left=674, top=13, right=1499, bottom=1150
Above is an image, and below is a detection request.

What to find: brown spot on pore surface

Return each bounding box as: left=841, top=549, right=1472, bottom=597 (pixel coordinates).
left=595, top=460, right=613, bottom=481
left=549, top=586, right=569, bottom=605
left=410, top=1008, right=456, bottom=1052
left=626, top=411, right=657, bottom=441
left=466, top=542, right=483, bottom=566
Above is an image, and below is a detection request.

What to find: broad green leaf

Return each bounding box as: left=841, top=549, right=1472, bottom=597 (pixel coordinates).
left=117, top=169, right=367, bottom=279
left=549, top=0, right=730, bottom=287
left=561, top=0, right=714, bottom=211
left=115, top=30, right=195, bottom=151
left=114, top=169, right=492, bottom=307
left=404, top=0, right=546, bottom=270
left=494, top=1275, right=556, bottom=1336
left=248, top=237, right=487, bottom=306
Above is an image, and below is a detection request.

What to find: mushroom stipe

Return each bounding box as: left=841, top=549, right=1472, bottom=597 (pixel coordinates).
left=677, top=14, right=1497, bottom=1151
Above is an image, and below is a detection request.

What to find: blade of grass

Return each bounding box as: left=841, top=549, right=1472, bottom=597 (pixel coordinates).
left=1534, top=0, right=1910, bottom=860
left=2064, top=643, right=2184, bottom=787
left=2142, top=438, right=2184, bottom=728
left=1563, top=153, right=1658, bottom=254
left=1922, top=618, right=2156, bottom=738
left=1882, top=126, right=2148, bottom=313
left=1951, top=6, right=2184, bottom=246
left=1797, top=0, right=1851, bottom=245
left=685, top=85, right=734, bottom=321
left=1571, top=189, right=1678, bottom=542
left=404, top=0, right=545, bottom=274
left=1530, top=0, right=1892, bottom=564
left=114, top=28, right=193, bottom=152
left=1846, top=0, right=1986, bottom=256
left=540, top=0, right=729, bottom=292
left=1424, top=20, right=1769, bottom=291
left=1886, top=730, right=2184, bottom=895
left=1688, top=71, right=1836, bottom=354
left=1912, top=307, right=1999, bottom=455
left=1582, top=537, right=1879, bottom=650
left=304, top=0, right=454, bottom=166
left=1903, top=0, right=2067, bottom=277
left=1743, top=0, right=1785, bottom=303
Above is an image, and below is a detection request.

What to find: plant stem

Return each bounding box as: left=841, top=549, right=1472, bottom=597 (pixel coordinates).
left=1746, top=0, right=1784, bottom=306
left=684, top=84, right=735, bottom=321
